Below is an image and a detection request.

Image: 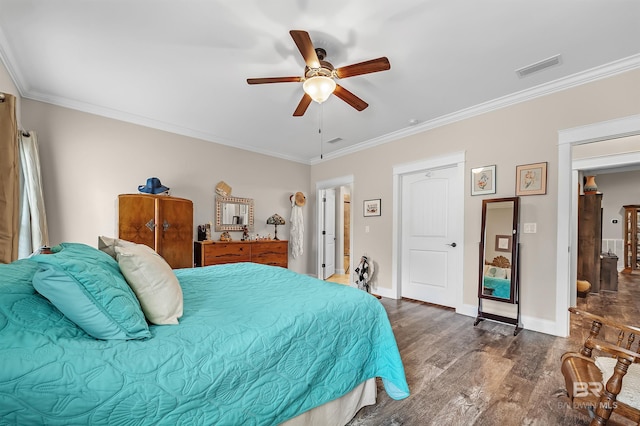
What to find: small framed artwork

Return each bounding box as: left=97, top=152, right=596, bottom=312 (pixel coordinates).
left=516, top=162, right=547, bottom=196
left=363, top=199, right=381, bottom=217
left=495, top=235, right=512, bottom=252
left=471, top=165, right=496, bottom=196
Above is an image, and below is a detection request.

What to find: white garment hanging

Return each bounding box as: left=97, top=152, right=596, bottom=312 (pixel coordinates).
left=18, top=131, right=49, bottom=258
left=290, top=197, right=304, bottom=259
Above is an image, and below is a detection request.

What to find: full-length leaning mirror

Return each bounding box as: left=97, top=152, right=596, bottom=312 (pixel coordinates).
left=478, top=197, right=520, bottom=304
left=215, top=196, right=254, bottom=232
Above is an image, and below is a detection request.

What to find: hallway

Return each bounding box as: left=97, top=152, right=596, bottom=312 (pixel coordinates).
left=575, top=269, right=640, bottom=326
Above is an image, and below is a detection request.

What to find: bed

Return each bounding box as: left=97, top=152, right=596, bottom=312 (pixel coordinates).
left=482, top=255, right=512, bottom=299
left=0, top=242, right=409, bottom=425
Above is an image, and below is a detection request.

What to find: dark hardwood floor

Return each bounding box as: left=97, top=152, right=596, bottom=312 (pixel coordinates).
left=348, top=272, right=640, bottom=426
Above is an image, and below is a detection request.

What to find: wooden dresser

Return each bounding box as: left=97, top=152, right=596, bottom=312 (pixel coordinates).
left=194, top=240, right=288, bottom=268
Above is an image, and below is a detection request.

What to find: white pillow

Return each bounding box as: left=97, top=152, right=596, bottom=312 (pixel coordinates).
left=595, top=356, right=640, bottom=410
left=115, top=243, right=183, bottom=325
left=485, top=266, right=507, bottom=279
left=98, top=235, right=136, bottom=259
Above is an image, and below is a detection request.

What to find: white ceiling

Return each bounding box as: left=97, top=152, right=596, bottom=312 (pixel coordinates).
left=1, top=1, right=639, bottom=164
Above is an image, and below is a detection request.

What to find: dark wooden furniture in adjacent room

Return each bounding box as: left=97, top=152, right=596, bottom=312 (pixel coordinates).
left=118, top=194, right=194, bottom=269
left=623, top=205, right=640, bottom=273
left=600, top=253, right=619, bottom=292
left=577, top=193, right=603, bottom=292
left=194, top=240, right=288, bottom=268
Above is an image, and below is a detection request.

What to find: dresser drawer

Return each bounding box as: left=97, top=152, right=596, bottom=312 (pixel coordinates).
left=251, top=241, right=288, bottom=268
left=203, top=243, right=251, bottom=265
left=194, top=240, right=287, bottom=268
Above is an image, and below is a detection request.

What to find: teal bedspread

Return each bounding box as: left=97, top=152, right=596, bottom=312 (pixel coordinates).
left=0, top=261, right=408, bottom=425
left=482, top=276, right=511, bottom=299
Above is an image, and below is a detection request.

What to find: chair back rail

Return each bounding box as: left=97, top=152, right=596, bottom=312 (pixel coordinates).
left=563, top=308, right=640, bottom=426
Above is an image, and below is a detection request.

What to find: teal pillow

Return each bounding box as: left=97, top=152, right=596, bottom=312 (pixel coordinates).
left=32, top=243, right=150, bottom=340
left=0, top=259, right=40, bottom=294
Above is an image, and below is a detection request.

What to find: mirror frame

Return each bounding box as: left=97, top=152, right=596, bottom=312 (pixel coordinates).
left=478, top=197, right=519, bottom=304
left=215, top=196, right=254, bottom=232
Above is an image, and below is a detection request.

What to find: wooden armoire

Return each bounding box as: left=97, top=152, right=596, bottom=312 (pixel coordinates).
left=118, top=194, right=193, bottom=269
left=577, top=193, right=603, bottom=292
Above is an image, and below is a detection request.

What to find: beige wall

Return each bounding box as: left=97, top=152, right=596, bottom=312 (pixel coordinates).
left=595, top=170, right=640, bottom=240
left=15, top=98, right=312, bottom=274
left=310, top=69, right=640, bottom=324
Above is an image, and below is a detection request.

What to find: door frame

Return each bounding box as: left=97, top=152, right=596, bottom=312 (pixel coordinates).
left=391, top=151, right=466, bottom=309
left=556, top=114, right=640, bottom=337
left=316, top=175, right=354, bottom=280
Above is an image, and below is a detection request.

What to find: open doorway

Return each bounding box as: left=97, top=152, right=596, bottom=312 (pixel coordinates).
left=556, top=115, right=640, bottom=337
left=316, top=176, right=354, bottom=285
left=573, top=147, right=640, bottom=324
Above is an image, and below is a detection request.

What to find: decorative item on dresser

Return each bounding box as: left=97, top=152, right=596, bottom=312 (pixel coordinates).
left=583, top=175, right=598, bottom=194
left=118, top=194, right=193, bottom=269
left=266, top=213, right=286, bottom=240
left=194, top=240, right=288, bottom=268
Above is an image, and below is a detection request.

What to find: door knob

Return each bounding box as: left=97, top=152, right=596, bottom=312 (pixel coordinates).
left=447, top=242, right=457, bottom=247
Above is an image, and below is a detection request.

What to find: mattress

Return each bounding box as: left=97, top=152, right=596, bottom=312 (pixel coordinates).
left=0, top=259, right=408, bottom=424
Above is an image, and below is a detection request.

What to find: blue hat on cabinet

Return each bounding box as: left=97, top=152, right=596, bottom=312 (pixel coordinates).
left=138, top=177, right=169, bottom=194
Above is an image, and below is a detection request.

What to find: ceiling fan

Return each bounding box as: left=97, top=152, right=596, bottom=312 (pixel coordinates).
left=247, top=30, right=391, bottom=117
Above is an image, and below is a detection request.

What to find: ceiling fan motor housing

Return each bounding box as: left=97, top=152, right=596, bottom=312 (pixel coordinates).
left=305, top=61, right=334, bottom=79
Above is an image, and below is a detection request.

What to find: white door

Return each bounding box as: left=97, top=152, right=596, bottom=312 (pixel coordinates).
left=400, top=166, right=461, bottom=307
left=323, top=188, right=336, bottom=279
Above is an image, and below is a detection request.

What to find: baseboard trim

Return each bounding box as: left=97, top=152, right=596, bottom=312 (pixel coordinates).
left=459, top=303, right=559, bottom=336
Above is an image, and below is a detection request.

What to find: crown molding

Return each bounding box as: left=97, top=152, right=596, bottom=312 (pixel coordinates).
left=3, top=33, right=638, bottom=167
left=310, top=54, right=640, bottom=165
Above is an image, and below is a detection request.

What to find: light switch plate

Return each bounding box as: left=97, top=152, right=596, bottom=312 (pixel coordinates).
left=523, top=223, right=537, bottom=233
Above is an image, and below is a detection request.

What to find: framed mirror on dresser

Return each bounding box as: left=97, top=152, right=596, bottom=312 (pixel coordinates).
left=474, top=197, right=522, bottom=335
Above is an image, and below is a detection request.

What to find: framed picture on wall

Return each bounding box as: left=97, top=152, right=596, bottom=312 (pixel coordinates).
left=495, top=235, right=512, bottom=252
left=363, top=199, right=381, bottom=217
left=516, top=162, right=547, bottom=195
left=471, top=165, right=496, bottom=196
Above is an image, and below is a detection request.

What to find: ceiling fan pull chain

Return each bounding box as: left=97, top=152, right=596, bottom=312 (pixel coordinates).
left=319, top=103, right=324, bottom=159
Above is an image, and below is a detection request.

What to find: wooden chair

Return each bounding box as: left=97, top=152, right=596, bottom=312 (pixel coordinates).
left=561, top=308, right=640, bottom=425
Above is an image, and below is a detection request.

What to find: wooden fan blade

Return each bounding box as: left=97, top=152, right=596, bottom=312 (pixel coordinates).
left=293, top=93, right=312, bottom=116
left=247, top=77, right=303, bottom=84
left=289, top=30, right=320, bottom=69
left=335, top=57, right=391, bottom=79
left=333, top=84, right=368, bottom=111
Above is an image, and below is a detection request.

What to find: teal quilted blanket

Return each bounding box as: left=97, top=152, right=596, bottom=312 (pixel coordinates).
left=0, top=260, right=408, bottom=425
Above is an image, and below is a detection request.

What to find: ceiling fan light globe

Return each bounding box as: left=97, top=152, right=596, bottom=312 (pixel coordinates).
left=303, top=76, right=336, bottom=103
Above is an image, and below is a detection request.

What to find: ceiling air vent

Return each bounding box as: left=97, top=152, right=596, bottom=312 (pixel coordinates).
left=516, top=54, right=562, bottom=78
left=327, top=137, right=343, bottom=144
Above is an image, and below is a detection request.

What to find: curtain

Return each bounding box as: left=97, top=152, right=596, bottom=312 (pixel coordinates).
left=18, top=131, right=49, bottom=258
left=0, top=93, right=19, bottom=263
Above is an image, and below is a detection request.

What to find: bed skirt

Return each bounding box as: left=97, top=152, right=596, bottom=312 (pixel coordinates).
left=282, top=378, right=377, bottom=426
